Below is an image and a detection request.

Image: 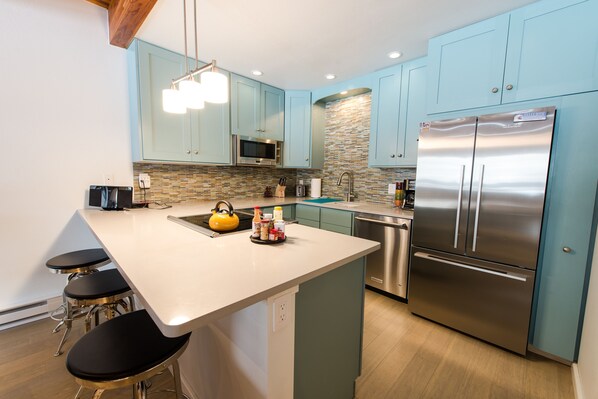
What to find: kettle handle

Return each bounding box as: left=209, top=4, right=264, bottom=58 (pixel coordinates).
left=212, top=200, right=235, bottom=216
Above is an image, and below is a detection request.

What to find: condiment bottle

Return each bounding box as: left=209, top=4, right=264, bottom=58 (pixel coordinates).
left=394, top=181, right=405, bottom=207
left=269, top=228, right=278, bottom=241
left=274, top=221, right=285, bottom=239
left=260, top=220, right=269, bottom=241
left=264, top=213, right=274, bottom=232
left=252, top=206, right=261, bottom=238
left=273, top=206, right=284, bottom=222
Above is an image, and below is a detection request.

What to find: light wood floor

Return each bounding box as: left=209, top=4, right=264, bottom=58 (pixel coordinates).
left=0, top=290, right=574, bottom=399
left=355, top=289, right=574, bottom=399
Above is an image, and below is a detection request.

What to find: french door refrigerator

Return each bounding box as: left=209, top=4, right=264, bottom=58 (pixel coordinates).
left=409, top=107, right=555, bottom=355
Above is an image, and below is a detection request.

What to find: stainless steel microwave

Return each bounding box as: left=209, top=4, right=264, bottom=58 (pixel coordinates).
left=235, top=135, right=281, bottom=167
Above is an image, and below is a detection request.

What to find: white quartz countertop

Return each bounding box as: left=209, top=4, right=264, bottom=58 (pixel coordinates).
left=78, top=199, right=380, bottom=337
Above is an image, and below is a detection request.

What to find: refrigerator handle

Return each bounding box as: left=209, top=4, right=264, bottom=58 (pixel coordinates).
left=453, top=165, right=465, bottom=248
left=414, top=252, right=528, bottom=282
left=472, top=164, right=485, bottom=252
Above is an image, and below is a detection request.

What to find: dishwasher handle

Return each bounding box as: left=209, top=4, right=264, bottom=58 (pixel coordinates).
left=354, top=216, right=409, bottom=230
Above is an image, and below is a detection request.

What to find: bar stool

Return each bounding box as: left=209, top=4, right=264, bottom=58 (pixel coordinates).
left=66, top=310, right=191, bottom=399
left=46, top=249, right=111, bottom=348
left=55, top=269, right=135, bottom=357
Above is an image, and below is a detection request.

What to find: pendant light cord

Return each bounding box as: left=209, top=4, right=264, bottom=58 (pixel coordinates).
left=193, top=0, right=199, bottom=70
left=183, top=0, right=189, bottom=74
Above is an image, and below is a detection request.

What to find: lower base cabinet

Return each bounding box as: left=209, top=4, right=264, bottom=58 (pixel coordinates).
left=296, top=205, right=354, bottom=235
left=294, top=258, right=365, bottom=399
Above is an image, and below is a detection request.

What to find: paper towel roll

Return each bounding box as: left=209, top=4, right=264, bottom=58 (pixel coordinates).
left=310, top=178, right=322, bottom=198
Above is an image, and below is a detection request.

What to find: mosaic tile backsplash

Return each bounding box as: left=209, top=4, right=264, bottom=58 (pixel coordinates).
left=134, top=92, right=415, bottom=205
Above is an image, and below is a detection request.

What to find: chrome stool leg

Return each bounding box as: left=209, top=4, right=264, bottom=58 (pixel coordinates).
left=91, top=389, right=105, bottom=399
left=173, top=359, right=183, bottom=399
left=133, top=380, right=147, bottom=399
left=54, top=301, right=72, bottom=357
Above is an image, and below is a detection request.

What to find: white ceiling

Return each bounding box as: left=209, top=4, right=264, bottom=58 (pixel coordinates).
left=136, top=0, right=538, bottom=91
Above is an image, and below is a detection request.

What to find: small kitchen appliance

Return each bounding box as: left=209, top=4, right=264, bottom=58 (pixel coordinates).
left=89, top=185, right=132, bottom=210
left=296, top=180, right=306, bottom=197
left=402, top=179, right=416, bottom=209
left=235, top=135, right=281, bottom=167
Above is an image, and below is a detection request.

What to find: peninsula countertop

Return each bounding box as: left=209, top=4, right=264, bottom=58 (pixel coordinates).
left=78, top=200, right=380, bottom=337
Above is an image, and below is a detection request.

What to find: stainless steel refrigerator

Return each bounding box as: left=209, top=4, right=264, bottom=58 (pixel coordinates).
left=409, top=107, right=555, bottom=355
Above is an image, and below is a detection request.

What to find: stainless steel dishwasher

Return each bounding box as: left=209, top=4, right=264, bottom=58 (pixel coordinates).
left=354, top=213, right=411, bottom=299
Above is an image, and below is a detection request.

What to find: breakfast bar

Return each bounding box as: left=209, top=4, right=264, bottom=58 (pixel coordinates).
left=78, top=199, right=380, bottom=399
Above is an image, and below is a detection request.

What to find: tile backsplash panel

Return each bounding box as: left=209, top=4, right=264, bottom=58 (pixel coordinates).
left=134, top=92, right=415, bottom=205
left=133, top=163, right=295, bottom=203
left=297, top=93, right=416, bottom=204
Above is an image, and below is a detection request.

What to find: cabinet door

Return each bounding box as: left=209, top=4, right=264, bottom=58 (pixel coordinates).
left=532, top=91, right=598, bottom=361
left=191, top=100, right=231, bottom=164
left=231, top=74, right=260, bottom=138
left=261, top=84, right=285, bottom=141
left=368, top=67, right=402, bottom=167
left=398, top=59, right=427, bottom=167
left=137, top=41, right=193, bottom=161
left=426, top=14, right=510, bottom=114
left=284, top=91, right=312, bottom=168
left=503, top=0, right=598, bottom=103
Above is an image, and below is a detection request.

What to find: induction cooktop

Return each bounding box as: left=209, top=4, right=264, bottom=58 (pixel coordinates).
left=168, top=211, right=254, bottom=238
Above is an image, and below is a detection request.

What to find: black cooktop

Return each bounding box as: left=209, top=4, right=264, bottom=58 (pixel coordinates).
left=178, top=212, right=254, bottom=235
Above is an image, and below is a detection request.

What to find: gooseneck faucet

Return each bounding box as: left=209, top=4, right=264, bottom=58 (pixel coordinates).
left=336, top=171, right=355, bottom=202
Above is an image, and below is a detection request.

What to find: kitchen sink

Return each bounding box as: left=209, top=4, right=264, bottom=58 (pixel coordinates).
left=333, top=202, right=361, bottom=208
left=302, top=197, right=343, bottom=204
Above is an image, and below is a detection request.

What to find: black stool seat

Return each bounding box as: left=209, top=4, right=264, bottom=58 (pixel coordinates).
left=67, top=310, right=190, bottom=382
left=64, top=269, right=130, bottom=300
left=46, top=248, right=109, bottom=271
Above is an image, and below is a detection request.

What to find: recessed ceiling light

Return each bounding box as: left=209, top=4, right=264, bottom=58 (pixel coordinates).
left=340, top=90, right=348, bottom=95
left=388, top=51, right=402, bottom=59
left=251, top=70, right=263, bottom=76
left=325, top=74, right=336, bottom=80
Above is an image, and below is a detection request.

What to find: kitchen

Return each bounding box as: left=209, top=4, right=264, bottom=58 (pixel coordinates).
left=1, top=0, right=597, bottom=398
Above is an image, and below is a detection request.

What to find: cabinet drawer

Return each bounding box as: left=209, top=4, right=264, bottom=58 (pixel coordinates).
left=320, top=208, right=353, bottom=228
left=320, top=223, right=352, bottom=236
left=296, top=205, right=321, bottom=222
left=296, top=218, right=320, bottom=228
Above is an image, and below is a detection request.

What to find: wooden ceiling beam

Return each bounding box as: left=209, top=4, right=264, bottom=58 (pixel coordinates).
left=86, top=0, right=110, bottom=8
left=108, top=0, right=157, bottom=49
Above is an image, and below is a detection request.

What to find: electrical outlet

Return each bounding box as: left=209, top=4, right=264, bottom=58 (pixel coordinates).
left=273, top=296, right=290, bottom=332
left=104, top=174, right=114, bottom=185
left=138, top=173, right=151, bottom=189
left=388, top=183, right=395, bottom=194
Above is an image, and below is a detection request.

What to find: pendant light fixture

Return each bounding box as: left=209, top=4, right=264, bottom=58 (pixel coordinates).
left=162, top=0, right=228, bottom=114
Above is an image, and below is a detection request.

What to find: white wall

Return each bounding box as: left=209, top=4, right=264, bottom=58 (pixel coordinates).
left=0, top=0, right=133, bottom=311
left=576, top=232, right=598, bottom=398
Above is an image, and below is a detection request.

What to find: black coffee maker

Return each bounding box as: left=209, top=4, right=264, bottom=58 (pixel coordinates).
left=403, top=179, right=416, bottom=209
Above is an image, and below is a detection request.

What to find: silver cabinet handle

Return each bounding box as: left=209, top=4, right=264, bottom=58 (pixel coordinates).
left=472, top=164, right=485, bottom=252
left=398, top=154, right=403, bottom=158
left=491, top=87, right=499, bottom=93
left=414, top=252, right=527, bottom=282
left=354, top=216, right=409, bottom=229
left=505, top=84, right=513, bottom=90
left=370, top=277, right=384, bottom=284
left=194, top=150, right=198, bottom=155
left=563, top=247, right=572, bottom=253
left=390, top=154, right=395, bottom=158
left=305, top=157, right=309, bottom=161
left=186, top=150, right=191, bottom=154
left=454, top=165, right=465, bottom=249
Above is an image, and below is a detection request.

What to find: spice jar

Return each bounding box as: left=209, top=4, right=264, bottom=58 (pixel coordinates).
left=269, top=228, right=278, bottom=241
left=260, top=220, right=269, bottom=241
left=274, top=221, right=285, bottom=239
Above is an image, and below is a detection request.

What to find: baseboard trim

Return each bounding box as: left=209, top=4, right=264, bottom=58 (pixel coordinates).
left=572, top=363, right=584, bottom=399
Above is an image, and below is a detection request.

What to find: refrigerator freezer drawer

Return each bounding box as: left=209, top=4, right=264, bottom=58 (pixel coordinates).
left=408, top=247, right=535, bottom=355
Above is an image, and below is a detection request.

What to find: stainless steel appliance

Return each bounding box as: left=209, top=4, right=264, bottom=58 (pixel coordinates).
left=409, top=107, right=556, bottom=355
left=168, top=210, right=254, bottom=238
left=354, top=213, right=411, bottom=299
left=235, top=135, right=281, bottom=167
left=296, top=180, right=306, bottom=197
left=402, top=179, right=416, bottom=209
left=89, top=185, right=133, bottom=210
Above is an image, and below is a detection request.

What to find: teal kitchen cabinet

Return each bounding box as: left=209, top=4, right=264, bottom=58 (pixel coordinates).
left=231, top=74, right=284, bottom=141
left=426, top=14, right=510, bottom=114
left=283, top=91, right=323, bottom=168
left=531, top=91, right=598, bottom=361
left=320, top=208, right=353, bottom=236
left=369, top=58, right=427, bottom=167
left=296, top=204, right=321, bottom=228
left=128, top=40, right=231, bottom=164
left=427, top=0, right=598, bottom=114
left=502, top=0, right=598, bottom=104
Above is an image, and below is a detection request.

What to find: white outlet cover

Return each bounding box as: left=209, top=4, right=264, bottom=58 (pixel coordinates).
left=388, top=183, right=395, bottom=194
left=138, top=173, right=151, bottom=189
left=273, top=295, right=290, bottom=332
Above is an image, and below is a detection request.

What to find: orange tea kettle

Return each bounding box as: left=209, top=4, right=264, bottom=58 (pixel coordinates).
left=208, top=200, right=240, bottom=232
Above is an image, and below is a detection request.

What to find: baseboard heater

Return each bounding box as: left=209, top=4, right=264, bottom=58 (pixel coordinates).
left=0, top=300, right=50, bottom=330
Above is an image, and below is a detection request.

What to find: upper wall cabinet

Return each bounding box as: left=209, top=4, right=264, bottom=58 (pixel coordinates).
left=231, top=74, right=284, bottom=141
left=128, top=40, right=231, bottom=164
left=369, top=58, right=427, bottom=167
left=427, top=0, right=598, bottom=114
left=283, top=91, right=325, bottom=169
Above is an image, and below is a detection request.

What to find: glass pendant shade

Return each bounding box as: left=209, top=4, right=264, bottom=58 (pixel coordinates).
left=179, top=79, right=205, bottom=109
left=201, top=71, right=229, bottom=104
left=162, top=88, right=187, bottom=114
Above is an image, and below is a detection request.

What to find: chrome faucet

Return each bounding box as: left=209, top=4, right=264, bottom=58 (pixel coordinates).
left=336, top=171, right=355, bottom=202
